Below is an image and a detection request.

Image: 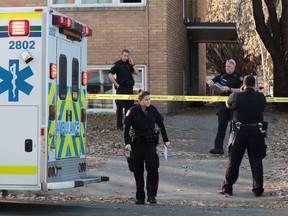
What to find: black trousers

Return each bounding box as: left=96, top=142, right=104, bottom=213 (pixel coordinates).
left=130, top=142, right=159, bottom=200
left=116, top=86, right=134, bottom=128
left=222, top=127, right=266, bottom=194
left=214, top=103, right=231, bottom=150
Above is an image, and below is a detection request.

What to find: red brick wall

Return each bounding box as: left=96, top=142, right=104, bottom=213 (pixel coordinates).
left=56, top=7, right=149, bottom=67
left=0, top=0, right=46, bottom=6
left=145, top=0, right=168, bottom=112
left=166, top=0, right=191, bottom=112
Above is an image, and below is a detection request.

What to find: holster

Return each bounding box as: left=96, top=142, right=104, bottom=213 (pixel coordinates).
left=259, top=121, right=268, bottom=138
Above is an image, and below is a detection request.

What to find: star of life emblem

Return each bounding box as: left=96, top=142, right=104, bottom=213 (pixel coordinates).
left=0, top=60, right=34, bottom=102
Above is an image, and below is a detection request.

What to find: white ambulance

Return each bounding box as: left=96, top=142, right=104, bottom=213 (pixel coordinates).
left=0, top=7, right=108, bottom=193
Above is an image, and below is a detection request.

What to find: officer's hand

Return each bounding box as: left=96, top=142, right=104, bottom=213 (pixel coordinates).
left=125, top=144, right=131, bottom=151
left=206, top=80, right=214, bottom=87
left=128, top=56, right=134, bottom=65
left=164, top=142, right=170, bottom=147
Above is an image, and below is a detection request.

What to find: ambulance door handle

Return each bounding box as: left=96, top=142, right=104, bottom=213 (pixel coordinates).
left=25, top=139, right=33, bottom=152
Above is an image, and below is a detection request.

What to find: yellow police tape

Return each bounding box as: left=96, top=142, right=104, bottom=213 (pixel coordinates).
left=87, top=94, right=288, bottom=103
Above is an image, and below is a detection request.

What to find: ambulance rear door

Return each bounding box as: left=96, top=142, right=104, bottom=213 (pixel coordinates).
left=55, top=38, right=82, bottom=159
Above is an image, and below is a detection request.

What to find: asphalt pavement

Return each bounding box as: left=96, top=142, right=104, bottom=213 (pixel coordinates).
left=1, top=106, right=287, bottom=215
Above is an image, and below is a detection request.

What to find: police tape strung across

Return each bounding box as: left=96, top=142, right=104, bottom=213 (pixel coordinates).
left=87, top=94, right=288, bottom=103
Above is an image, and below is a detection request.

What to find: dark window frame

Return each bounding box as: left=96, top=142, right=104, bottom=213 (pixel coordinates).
left=59, top=54, right=67, bottom=100
left=72, top=58, right=79, bottom=101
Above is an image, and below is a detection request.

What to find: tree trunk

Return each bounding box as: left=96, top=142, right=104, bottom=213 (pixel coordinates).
left=252, top=0, right=288, bottom=111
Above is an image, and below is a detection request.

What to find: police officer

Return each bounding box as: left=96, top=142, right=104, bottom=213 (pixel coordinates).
left=207, top=59, right=243, bottom=154
left=220, top=75, right=267, bottom=196
left=124, top=89, right=170, bottom=204
left=108, top=49, right=139, bottom=131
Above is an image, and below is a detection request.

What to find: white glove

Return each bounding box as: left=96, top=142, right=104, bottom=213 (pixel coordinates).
left=125, top=144, right=131, bottom=151
left=164, top=142, right=170, bottom=147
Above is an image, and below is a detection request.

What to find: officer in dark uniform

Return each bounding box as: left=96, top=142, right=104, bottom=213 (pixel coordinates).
left=124, top=89, right=170, bottom=204
left=108, top=49, right=139, bottom=131
left=220, top=75, right=267, bottom=196
left=207, top=59, right=243, bottom=154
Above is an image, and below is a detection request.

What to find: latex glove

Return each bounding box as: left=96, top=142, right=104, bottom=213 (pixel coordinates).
left=164, top=142, right=170, bottom=147
left=125, top=144, right=131, bottom=151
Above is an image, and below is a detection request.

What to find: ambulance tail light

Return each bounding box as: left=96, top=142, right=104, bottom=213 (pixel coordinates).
left=50, top=63, right=57, bottom=79
left=66, top=18, right=73, bottom=28
left=9, top=20, right=29, bottom=37
left=52, top=15, right=93, bottom=39
left=82, top=71, right=87, bottom=86
left=84, top=26, right=93, bottom=36
left=53, top=15, right=68, bottom=27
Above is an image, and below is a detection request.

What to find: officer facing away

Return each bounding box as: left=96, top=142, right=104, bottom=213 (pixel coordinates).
left=124, top=89, right=170, bottom=205
left=108, top=49, right=139, bottom=131
left=220, top=75, right=267, bottom=197
left=207, top=59, right=243, bottom=154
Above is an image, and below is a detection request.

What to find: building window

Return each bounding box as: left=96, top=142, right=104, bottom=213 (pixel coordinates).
left=49, top=0, right=146, bottom=7
left=81, top=0, right=112, bottom=3
left=87, top=68, right=113, bottom=110
left=121, top=0, right=141, bottom=2
left=87, top=65, right=146, bottom=112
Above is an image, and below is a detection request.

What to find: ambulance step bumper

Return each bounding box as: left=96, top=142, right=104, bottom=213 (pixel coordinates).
left=75, top=176, right=109, bottom=187
left=44, top=176, right=109, bottom=191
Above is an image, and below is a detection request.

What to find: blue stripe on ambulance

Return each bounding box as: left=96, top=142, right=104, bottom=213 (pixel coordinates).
left=29, top=32, right=41, bottom=37
left=72, top=136, right=79, bottom=156
left=72, top=101, right=81, bottom=155
left=48, top=83, right=56, bottom=104
left=80, top=124, right=86, bottom=155
left=72, top=102, right=79, bottom=121
left=56, top=86, right=84, bottom=158
left=48, top=83, right=56, bottom=148
left=0, top=32, right=8, bottom=37
left=58, top=133, right=66, bottom=158
left=0, top=32, right=41, bottom=38
left=81, top=89, right=86, bottom=155
left=57, top=100, right=66, bottom=121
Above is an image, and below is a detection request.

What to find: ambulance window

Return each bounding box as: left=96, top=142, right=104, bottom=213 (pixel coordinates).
left=72, top=58, right=79, bottom=101
left=59, top=54, right=67, bottom=100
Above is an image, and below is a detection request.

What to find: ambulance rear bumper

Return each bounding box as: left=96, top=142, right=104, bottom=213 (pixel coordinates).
left=42, top=176, right=109, bottom=191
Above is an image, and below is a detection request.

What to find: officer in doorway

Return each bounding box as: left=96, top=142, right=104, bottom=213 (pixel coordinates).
left=206, top=59, right=243, bottom=154
left=108, top=49, right=139, bottom=131
left=220, top=75, right=267, bottom=196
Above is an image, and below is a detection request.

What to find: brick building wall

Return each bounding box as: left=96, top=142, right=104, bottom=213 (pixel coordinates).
left=54, top=6, right=149, bottom=67
left=0, top=0, right=207, bottom=113
left=0, top=0, right=46, bottom=6
left=166, top=0, right=190, bottom=111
